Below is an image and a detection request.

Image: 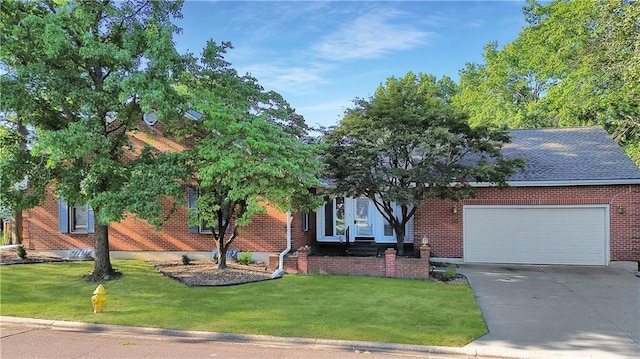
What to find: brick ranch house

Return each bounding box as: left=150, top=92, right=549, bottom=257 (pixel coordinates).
left=21, top=126, right=640, bottom=270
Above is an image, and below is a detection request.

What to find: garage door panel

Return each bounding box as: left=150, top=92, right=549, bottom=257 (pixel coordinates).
left=464, top=206, right=607, bottom=265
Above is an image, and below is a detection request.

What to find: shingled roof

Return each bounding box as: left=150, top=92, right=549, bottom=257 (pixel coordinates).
left=502, top=126, right=640, bottom=185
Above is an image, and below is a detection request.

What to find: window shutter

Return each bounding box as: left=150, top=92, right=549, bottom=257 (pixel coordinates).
left=87, top=206, right=95, bottom=234
left=187, top=188, right=199, bottom=234
left=58, top=197, right=69, bottom=233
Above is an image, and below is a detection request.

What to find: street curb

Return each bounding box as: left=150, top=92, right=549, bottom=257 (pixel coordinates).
left=2, top=316, right=489, bottom=358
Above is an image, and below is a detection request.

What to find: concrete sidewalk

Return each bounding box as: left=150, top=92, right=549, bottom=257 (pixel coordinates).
left=460, top=264, right=640, bottom=359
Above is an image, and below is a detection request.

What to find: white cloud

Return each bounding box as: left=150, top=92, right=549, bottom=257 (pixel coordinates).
left=311, top=11, right=433, bottom=61
left=239, top=63, right=331, bottom=94
left=298, top=99, right=351, bottom=113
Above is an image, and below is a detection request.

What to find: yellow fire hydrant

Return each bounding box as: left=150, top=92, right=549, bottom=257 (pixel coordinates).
left=91, top=284, right=106, bottom=314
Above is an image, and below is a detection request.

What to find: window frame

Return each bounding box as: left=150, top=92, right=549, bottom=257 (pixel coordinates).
left=58, top=197, right=94, bottom=234
left=188, top=188, right=230, bottom=235
left=69, top=204, right=89, bottom=233
left=301, top=212, right=310, bottom=232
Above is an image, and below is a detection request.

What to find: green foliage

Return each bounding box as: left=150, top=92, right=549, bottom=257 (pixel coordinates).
left=0, top=1, right=189, bottom=278
left=0, top=260, right=486, bottom=346
left=179, top=41, right=323, bottom=268
left=181, top=254, right=191, bottom=265
left=0, top=121, right=49, bottom=224
left=454, top=0, right=640, bottom=165
left=237, top=252, right=252, bottom=265
left=16, top=245, right=26, bottom=259
left=443, top=265, right=457, bottom=281
left=324, top=72, right=523, bottom=255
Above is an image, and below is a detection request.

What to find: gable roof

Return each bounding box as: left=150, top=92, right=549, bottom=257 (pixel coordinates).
left=500, top=126, right=640, bottom=186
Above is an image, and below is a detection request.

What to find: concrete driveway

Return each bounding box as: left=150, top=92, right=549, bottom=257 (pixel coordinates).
left=459, top=264, right=640, bottom=359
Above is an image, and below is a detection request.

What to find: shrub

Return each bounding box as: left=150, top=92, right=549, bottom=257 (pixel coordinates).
left=443, top=265, right=457, bottom=281
left=16, top=245, right=27, bottom=259
left=181, top=254, right=191, bottom=265
left=237, top=252, right=252, bottom=265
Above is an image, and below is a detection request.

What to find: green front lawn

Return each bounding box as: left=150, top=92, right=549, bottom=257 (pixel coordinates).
left=0, top=260, right=486, bottom=346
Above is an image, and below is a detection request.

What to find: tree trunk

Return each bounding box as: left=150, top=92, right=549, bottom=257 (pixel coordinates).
left=87, top=208, right=117, bottom=281
left=216, top=240, right=228, bottom=269
left=9, top=208, right=23, bottom=245
left=395, top=225, right=405, bottom=256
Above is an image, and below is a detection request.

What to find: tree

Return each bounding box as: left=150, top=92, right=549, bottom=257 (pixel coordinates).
left=324, top=72, right=522, bottom=256
left=0, top=1, right=188, bottom=280
left=0, top=61, right=54, bottom=245
left=177, top=41, right=323, bottom=269
left=454, top=0, right=640, bottom=164
left=0, top=115, right=49, bottom=244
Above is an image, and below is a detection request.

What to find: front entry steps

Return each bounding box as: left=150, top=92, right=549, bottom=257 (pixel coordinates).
left=313, top=242, right=414, bottom=257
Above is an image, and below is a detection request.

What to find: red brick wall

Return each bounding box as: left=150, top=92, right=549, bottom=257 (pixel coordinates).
left=23, top=191, right=308, bottom=254
left=413, top=185, right=640, bottom=262
left=295, top=247, right=430, bottom=279
left=22, top=123, right=316, bottom=257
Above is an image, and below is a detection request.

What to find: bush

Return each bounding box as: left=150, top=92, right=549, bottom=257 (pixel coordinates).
left=237, top=252, right=252, bottom=265
left=16, top=245, right=27, bottom=259
left=181, top=254, right=191, bottom=265
left=443, top=265, right=457, bottom=281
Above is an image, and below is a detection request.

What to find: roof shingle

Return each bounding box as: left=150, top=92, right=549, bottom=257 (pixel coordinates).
left=504, top=126, right=640, bottom=183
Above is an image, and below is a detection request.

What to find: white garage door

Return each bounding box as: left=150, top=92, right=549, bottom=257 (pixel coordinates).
left=464, top=206, right=608, bottom=265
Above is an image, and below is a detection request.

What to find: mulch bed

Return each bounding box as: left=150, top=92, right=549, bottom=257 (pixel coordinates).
left=150, top=260, right=274, bottom=286
left=0, top=247, right=68, bottom=265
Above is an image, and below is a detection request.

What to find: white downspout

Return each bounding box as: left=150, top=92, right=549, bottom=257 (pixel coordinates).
left=271, top=211, right=291, bottom=278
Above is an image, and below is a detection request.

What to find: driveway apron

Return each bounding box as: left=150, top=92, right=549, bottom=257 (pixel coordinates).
left=459, top=264, right=640, bottom=359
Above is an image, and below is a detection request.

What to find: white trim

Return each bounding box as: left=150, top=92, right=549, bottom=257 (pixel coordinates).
left=467, top=179, right=640, bottom=187
left=463, top=204, right=610, bottom=266
left=316, top=197, right=413, bottom=244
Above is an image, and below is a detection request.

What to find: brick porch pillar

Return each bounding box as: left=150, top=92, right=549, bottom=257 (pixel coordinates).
left=420, top=244, right=431, bottom=279
left=385, top=248, right=396, bottom=278
left=419, top=244, right=430, bottom=259
left=297, top=246, right=309, bottom=274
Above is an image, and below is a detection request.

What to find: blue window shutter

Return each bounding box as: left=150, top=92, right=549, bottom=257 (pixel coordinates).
left=58, top=197, right=69, bottom=233
left=187, top=188, right=199, bottom=233
left=87, top=206, right=95, bottom=234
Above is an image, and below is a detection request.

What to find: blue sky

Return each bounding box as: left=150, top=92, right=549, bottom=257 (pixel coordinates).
left=175, top=1, right=528, bottom=129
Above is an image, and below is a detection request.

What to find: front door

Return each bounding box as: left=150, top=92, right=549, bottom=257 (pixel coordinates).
left=355, top=197, right=374, bottom=237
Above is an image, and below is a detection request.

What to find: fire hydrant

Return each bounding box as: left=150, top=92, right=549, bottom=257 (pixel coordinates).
left=91, top=284, right=106, bottom=314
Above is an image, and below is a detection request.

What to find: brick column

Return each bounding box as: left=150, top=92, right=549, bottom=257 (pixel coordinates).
left=419, top=244, right=430, bottom=259
left=420, top=244, right=431, bottom=279
left=385, top=248, right=396, bottom=278
left=297, top=246, right=309, bottom=274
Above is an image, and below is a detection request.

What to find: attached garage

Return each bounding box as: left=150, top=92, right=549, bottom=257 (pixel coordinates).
left=463, top=206, right=609, bottom=265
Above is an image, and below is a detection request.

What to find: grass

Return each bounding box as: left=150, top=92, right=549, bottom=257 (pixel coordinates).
left=0, top=260, right=487, bottom=346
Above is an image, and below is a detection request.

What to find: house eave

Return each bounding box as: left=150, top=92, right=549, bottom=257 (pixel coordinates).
left=469, top=179, right=640, bottom=187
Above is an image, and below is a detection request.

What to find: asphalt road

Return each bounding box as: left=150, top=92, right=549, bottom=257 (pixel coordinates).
left=0, top=321, right=472, bottom=359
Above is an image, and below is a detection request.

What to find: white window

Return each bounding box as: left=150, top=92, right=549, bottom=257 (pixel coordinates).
left=70, top=205, right=89, bottom=233
left=58, top=198, right=94, bottom=234
left=323, top=196, right=345, bottom=237
left=301, top=212, right=309, bottom=232
left=187, top=188, right=229, bottom=234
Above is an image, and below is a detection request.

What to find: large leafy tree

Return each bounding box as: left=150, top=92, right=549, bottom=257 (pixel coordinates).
left=0, top=115, right=49, bottom=244
left=0, top=1, right=188, bottom=280
left=454, top=0, right=640, bottom=164
left=176, top=41, right=323, bottom=269
left=324, top=72, right=522, bottom=256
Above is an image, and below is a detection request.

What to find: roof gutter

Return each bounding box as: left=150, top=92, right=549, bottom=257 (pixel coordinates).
left=468, top=179, right=640, bottom=187
left=271, top=211, right=291, bottom=279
